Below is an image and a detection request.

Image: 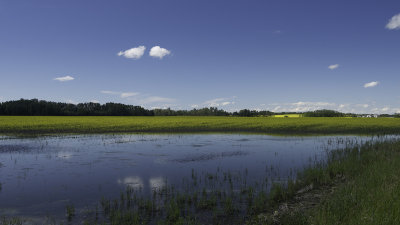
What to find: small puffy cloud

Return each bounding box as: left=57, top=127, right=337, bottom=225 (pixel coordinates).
left=149, top=46, right=171, bottom=59
left=386, top=13, right=400, bottom=30
left=118, top=46, right=146, bottom=59
left=328, top=64, right=339, bottom=70
left=90, top=100, right=100, bottom=103
left=54, top=75, right=74, bottom=82
left=364, top=81, right=379, bottom=88
left=121, top=92, right=139, bottom=98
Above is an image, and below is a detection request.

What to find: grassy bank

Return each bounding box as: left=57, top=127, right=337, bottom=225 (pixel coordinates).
left=308, top=138, right=400, bottom=225
left=1, top=116, right=400, bottom=134
left=252, top=138, right=400, bottom=225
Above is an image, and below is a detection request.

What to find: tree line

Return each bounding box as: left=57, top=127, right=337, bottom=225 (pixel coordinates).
left=0, top=99, right=395, bottom=117
left=0, top=99, right=275, bottom=117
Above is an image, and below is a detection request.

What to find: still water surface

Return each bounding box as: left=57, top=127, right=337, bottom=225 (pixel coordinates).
left=0, top=134, right=381, bottom=222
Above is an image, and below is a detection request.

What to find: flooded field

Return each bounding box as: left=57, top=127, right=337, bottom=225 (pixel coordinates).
left=0, top=134, right=385, bottom=224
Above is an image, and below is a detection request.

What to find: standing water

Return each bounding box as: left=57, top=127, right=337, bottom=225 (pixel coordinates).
left=0, top=134, right=384, bottom=223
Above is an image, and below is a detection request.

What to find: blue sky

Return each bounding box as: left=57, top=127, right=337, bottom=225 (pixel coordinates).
left=1, top=0, right=400, bottom=113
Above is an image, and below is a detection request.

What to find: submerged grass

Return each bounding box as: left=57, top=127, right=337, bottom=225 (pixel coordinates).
left=0, top=116, right=400, bottom=134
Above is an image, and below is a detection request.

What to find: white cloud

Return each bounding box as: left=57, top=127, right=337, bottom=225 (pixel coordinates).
left=140, top=96, right=175, bottom=104
left=356, top=104, right=369, bottom=108
left=386, top=13, right=400, bottom=30
left=90, top=100, right=100, bottom=103
left=201, top=97, right=236, bottom=108
left=101, top=91, right=139, bottom=98
left=149, top=46, right=171, bottom=59
left=381, top=107, right=390, bottom=112
left=364, top=81, right=379, bottom=88
left=101, top=90, right=175, bottom=105
left=54, top=75, right=74, bottom=82
left=66, top=99, right=78, bottom=105
left=328, top=64, right=339, bottom=70
left=101, top=90, right=120, bottom=95
left=204, top=98, right=225, bottom=107
left=118, top=46, right=146, bottom=59
left=263, top=101, right=400, bottom=114
left=267, top=101, right=336, bottom=112
left=121, top=92, right=139, bottom=98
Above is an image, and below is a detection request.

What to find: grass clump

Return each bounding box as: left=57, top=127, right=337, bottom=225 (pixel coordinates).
left=65, top=204, right=75, bottom=221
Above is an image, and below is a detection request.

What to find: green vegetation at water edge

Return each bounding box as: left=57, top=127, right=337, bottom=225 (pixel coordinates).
left=306, top=138, right=400, bottom=225
left=1, top=116, right=400, bottom=134
left=251, top=138, right=400, bottom=225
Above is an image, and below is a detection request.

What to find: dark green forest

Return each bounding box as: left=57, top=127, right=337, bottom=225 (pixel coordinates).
left=0, top=99, right=397, bottom=117
left=0, top=99, right=273, bottom=117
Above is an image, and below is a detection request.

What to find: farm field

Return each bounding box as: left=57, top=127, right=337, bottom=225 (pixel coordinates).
left=0, top=116, right=400, bottom=134
left=272, top=114, right=302, bottom=118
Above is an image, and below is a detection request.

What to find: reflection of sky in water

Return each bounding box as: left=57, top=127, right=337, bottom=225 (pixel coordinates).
left=117, top=176, right=144, bottom=189
left=0, top=134, right=391, bottom=223
left=149, top=177, right=166, bottom=190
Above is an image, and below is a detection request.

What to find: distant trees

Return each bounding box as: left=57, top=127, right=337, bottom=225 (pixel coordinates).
left=5, top=99, right=393, bottom=118
left=0, top=99, right=233, bottom=116
left=303, top=109, right=344, bottom=117
left=231, top=109, right=273, bottom=117
left=153, top=107, right=230, bottom=116
left=0, top=99, right=153, bottom=116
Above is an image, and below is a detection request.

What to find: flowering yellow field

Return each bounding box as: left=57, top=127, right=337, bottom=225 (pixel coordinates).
left=0, top=116, right=399, bottom=134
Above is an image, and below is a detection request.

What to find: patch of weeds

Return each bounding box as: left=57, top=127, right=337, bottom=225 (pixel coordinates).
left=65, top=204, right=75, bottom=221
left=0, top=217, right=24, bottom=225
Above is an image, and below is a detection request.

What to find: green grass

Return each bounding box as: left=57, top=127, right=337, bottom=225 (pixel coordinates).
left=307, top=139, right=400, bottom=225
left=250, top=138, right=400, bottom=225
left=0, top=116, right=400, bottom=134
